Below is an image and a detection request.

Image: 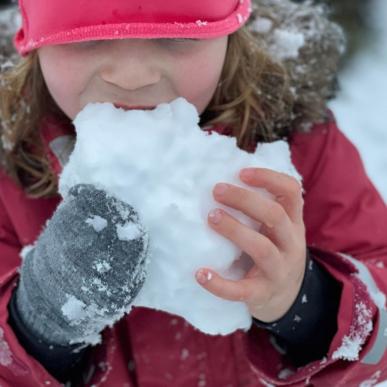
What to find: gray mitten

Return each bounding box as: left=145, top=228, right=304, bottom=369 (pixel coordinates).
left=16, top=184, right=149, bottom=346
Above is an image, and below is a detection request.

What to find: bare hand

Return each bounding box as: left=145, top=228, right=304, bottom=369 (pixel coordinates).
left=195, top=168, right=307, bottom=323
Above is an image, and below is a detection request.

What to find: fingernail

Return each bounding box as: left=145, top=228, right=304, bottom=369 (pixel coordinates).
left=209, top=209, right=222, bottom=224
left=196, top=269, right=213, bottom=284
left=214, top=183, right=228, bottom=196
left=240, top=169, right=254, bottom=180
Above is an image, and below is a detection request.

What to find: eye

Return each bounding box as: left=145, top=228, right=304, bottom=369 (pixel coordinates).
left=157, top=38, right=200, bottom=51
left=73, top=40, right=104, bottom=49
left=159, top=38, right=199, bottom=44
left=170, top=38, right=198, bottom=42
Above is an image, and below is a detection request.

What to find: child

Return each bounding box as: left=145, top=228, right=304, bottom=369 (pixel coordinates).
left=0, top=0, right=386, bottom=386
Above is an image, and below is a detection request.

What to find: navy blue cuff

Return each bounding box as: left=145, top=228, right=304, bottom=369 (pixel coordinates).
left=7, top=288, right=89, bottom=383
left=253, top=250, right=342, bottom=366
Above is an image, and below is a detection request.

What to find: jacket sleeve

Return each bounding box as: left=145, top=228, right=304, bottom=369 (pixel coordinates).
left=245, top=117, right=387, bottom=386
left=253, top=249, right=342, bottom=366
left=0, top=189, right=62, bottom=386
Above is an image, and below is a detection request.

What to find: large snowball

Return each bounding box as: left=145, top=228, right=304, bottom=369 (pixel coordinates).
left=59, top=98, right=301, bottom=335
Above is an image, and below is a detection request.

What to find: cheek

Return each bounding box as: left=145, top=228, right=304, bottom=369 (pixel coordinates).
left=175, top=50, right=226, bottom=114
left=39, top=51, right=89, bottom=119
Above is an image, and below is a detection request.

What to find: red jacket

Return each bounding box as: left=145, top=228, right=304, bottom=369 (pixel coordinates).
left=0, top=116, right=386, bottom=386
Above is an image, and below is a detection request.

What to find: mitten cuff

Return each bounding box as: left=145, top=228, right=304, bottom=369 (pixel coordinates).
left=8, top=287, right=89, bottom=382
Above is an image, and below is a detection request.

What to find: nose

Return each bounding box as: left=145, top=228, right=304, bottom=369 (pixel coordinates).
left=99, top=40, right=162, bottom=91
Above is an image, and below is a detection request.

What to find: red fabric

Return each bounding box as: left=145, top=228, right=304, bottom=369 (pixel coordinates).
left=15, top=0, right=252, bottom=56
left=0, top=116, right=386, bottom=386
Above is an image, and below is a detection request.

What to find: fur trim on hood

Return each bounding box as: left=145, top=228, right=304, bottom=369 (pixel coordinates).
left=247, top=0, right=346, bottom=130
left=0, top=7, right=19, bottom=68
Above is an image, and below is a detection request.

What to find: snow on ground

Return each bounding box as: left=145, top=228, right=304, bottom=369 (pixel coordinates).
left=330, top=0, right=387, bottom=203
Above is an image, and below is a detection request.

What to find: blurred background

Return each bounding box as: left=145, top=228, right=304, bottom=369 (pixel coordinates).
left=1, top=0, right=386, bottom=203
left=328, top=0, right=387, bottom=204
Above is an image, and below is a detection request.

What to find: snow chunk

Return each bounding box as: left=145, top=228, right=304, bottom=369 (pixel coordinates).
left=195, top=20, right=208, bottom=27
left=251, top=17, right=273, bottom=34
left=332, top=302, right=373, bottom=361
left=116, top=222, right=143, bottom=241
left=278, top=368, right=295, bottom=380
left=92, top=278, right=108, bottom=292
left=59, top=98, right=301, bottom=335
left=270, top=29, right=305, bottom=60
left=341, top=254, right=386, bottom=310
left=0, top=59, right=15, bottom=71
left=180, top=348, right=189, bottom=360
left=0, top=7, right=20, bottom=32
left=0, top=328, right=12, bottom=366
left=61, top=294, right=123, bottom=345
left=359, top=370, right=382, bottom=387
left=61, top=295, right=88, bottom=323
left=94, top=260, right=112, bottom=274
left=259, top=379, right=275, bottom=387
left=20, top=244, right=34, bottom=261
left=85, top=215, right=107, bottom=232
left=293, top=314, right=302, bottom=322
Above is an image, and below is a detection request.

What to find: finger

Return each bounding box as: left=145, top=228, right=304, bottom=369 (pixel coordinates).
left=208, top=208, right=280, bottom=276
left=213, top=183, right=294, bottom=250
left=195, top=268, right=268, bottom=303
left=239, top=168, right=304, bottom=224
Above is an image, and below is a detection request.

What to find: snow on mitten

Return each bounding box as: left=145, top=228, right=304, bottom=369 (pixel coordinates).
left=16, top=184, right=149, bottom=346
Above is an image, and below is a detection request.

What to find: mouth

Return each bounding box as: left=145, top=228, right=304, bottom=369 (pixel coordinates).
left=113, top=103, right=156, bottom=111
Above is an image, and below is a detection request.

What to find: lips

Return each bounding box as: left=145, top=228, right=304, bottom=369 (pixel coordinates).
left=113, top=103, right=156, bottom=111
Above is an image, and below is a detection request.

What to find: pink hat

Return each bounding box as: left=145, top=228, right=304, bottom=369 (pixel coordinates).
left=15, top=0, right=252, bottom=56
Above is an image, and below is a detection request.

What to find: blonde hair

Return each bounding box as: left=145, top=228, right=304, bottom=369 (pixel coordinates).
left=0, top=28, right=296, bottom=198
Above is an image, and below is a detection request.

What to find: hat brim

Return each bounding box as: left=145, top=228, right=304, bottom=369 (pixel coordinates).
left=15, top=0, right=251, bottom=55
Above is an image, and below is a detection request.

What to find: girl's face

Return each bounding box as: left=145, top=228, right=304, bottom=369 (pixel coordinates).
left=38, top=37, right=228, bottom=120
